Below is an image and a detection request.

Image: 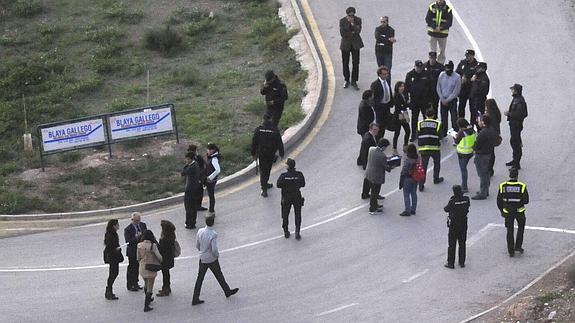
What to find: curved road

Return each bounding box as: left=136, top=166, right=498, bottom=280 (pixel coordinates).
left=2, top=1, right=575, bottom=322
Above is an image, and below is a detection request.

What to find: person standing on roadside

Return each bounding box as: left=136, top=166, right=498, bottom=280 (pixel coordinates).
left=370, top=66, right=393, bottom=136
left=277, top=158, right=306, bottom=240
left=399, top=143, right=419, bottom=216
left=157, top=220, right=181, bottom=297
left=104, top=219, right=124, bottom=300
left=443, top=185, right=470, bottom=269
left=485, top=99, right=502, bottom=176
left=359, top=123, right=381, bottom=201
left=365, top=138, right=393, bottom=214
left=405, top=60, right=432, bottom=142
left=472, top=115, right=497, bottom=200
left=251, top=114, right=285, bottom=197
left=504, top=84, right=528, bottom=170
left=424, top=51, right=445, bottom=110
left=340, top=7, right=364, bottom=90
left=182, top=152, right=203, bottom=229
left=124, top=212, right=147, bottom=291
left=260, top=70, right=288, bottom=127
left=437, top=60, right=461, bottom=137
left=374, top=15, right=396, bottom=82
left=137, top=230, right=162, bottom=312
left=456, top=49, right=478, bottom=118
left=469, top=62, right=490, bottom=127
left=357, top=89, right=376, bottom=138
left=497, top=168, right=529, bottom=257
left=192, top=215, right=239, bottom=306
left=425, top=0, right=453, bottom=64
left=454, top=118, right=475, bottom=193
left=392, top=81, right=411, bottom=154
left=188, top=144, right=208, bottom=212
left=205, top=143, right=221, bottom=214
left=417, top=108, right=443, bottom=191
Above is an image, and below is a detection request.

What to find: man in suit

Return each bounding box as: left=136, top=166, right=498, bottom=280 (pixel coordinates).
left=358, top=123, right=384, bottom=202
left=340, top=7, right=364, bottom=90
left=124, top=212, right=147, bottom=291
left=182, top=151, right=204, bottom=229
left=357, top=89, right=376, bottom=137
left=370, top=65, right=393, bottom=137
left=365, top=138, right=393, bottom=214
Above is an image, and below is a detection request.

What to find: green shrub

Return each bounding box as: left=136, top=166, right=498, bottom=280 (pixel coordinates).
left=278, top=102, right=305, bottom=130
left=185, top=17, right=217, bottom=38
left=58, top=151, right=83, bottom=163
left=168, top=67, right=204, bottom=87
left=12, top=0, right=43, bottom=18
left=92, top=44, right=123, bottom=59
left=167, top=7, right=210, bottom=25
left=144, top=26, right=182, bottom=56
left=0, top=190, right=42, bottom=214
left=106, top=97, right=140, bottom=112
left=83, top=25, right=124, bottom=43
left=79, top=167, right=103, bottom=185
left=250, top=16, right=280, bottom=37
left=104, top=2, right=144, bottom=24
left=0, top=162, right=22, bottom=176
left=262, top=28, right=297, bottom=52
left=244, top=98, right=266, bottom=115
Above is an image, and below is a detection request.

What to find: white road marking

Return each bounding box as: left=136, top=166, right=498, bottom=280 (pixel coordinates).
left=5, top=228, right=61, bottom=231
left=314, top=207, right=348, bottom=220
left=402, top=269, right=430, bottom=283
left=489, top=223, right=575, bottom=235
left=466, top=223, right=495, bottom=247
left=316, top=303, right=359, bottom=317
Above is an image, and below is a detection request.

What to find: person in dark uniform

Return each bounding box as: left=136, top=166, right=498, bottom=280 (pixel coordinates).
left=405, top=60, right=433, bottom=142
left=276, top=158, right=306, bottom=240
left=417, top=108, right=443, bottom=191
left=455, top=49, right=478, bottom=118
left=104, top=219, right=123, bottom=300
left=124, top=212, right=147, bottom=291
left=425, top=0, right=453, bottom=64
left=260, top=70, right=288, bottom=127
left=188, top=144, right=207, bottom=212
left=182, top=152, right=204, bottom=228
left=357, top=89, right=376, bottom=138
left=443, top=185, right=470, bottom=269
left=374, top=16, right=396, bottom=82
left=497, top=168, right=529, bottom=257
left=424, top=51, right=445, bottom=110
left=251, top=114, right=285, bottom=197
left=340, top=7, right=364, bottom=90
left=504, top=84, right=528, bottom=170
left=469, top=62, right=490, bottom=127
left=370, top=66, right=393, bottom=136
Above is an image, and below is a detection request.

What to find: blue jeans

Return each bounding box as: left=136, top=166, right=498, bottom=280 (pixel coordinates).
left=474, top=154, right=491, bottom=197
left=458, top=155, right=472, bottom=190
left=376, top=52, right=392, bottom=83
left=440, top=99, right=458, bottom=137
left=403, top=177, right=417, bottom=212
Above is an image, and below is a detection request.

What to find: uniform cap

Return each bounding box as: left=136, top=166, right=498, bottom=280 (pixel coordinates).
left=286, top=158, right=296, bottom=169
left=465, top=49, right=475, bottom=56
left=414, top=60, right=423, bottom=67
left=510, top=83, right=523, bottom=91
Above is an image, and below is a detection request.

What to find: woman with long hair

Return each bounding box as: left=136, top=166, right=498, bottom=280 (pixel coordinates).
left=454, top=118, right=476, bottom=193
left=399, top=144, right=419, bottom=216
left=485, top=98, right=502, bottom=176
left=205, top=143, right=221, bottom=214
left=392, top=81, right=411, bottom=155
left=137, top=230, right=162, bottom=312
left=103, top=219, right=124, bottom=300
left=157, top=220, right=181, bottom=297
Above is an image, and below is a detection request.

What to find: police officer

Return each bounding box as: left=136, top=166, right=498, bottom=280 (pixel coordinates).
left=182, top=152, right=203, bottom=229
left=425, top=0, right=453, bottom=64
left=443, top=185, right=470, bottom=269
left=455, top=49, right=478, bottom=118
left=424, top=51, right=445, bottom=110
left=504, top=84, right=528, bottom=170
left=469, top=62, right=490, bottom=126
left=260, top=70, right=288, bottom=127
left=251, top=114, right=285, bottom=197
left=405, top=60, right=433, bottom=142
left=276, top=158, right=306, bottom=240
left=417, top=108, right=443, bottom=191
left=497, top=168, right=529, bottom=257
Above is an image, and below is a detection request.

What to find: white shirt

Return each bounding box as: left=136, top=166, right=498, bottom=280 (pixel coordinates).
left=207, top=157, right=221, bottom=181
left=196, top=226, right=219, bottom=263
left=379, top=77, right=391, bottom=104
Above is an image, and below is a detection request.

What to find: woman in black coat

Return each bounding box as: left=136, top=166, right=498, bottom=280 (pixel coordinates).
left=157, top=220, right=180, bottom=296
left=104, top=219, right=124, bottom=300
left=392, top=81, right=411, bottom=154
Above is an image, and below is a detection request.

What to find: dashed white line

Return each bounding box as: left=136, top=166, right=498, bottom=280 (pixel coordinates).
left=316, top=303, right=359, bottom=317
left=489, top=223, right=575, bottom=235
left=402, top=268, right=430, bottom=283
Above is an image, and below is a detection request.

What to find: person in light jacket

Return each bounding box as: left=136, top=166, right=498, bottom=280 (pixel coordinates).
left=436, top=60, right=461, bottom=137
left=365, top=138, right=393, bottom=214
left=137, top=230, right=163, bottom=312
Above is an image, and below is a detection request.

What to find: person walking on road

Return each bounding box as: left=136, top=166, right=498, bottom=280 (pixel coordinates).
left=370, top=66, right=393, bottom=136
left=399, top=143, right=419, bottom=216
left=365, top=138, right=393, bottom=214
left=497, top=168, right=529, bottom=257
left=357, top=89, right=376, bottom=137
left=437, top=60, right=461, bottom=137
left=454, top=118, right=476, bottom=193
left=469, top=62, right=490, bottom=127
left=124, top=212, right=147, bottom=291
left=504, top=84, right=528, bottom=170
left=104, top=219, right=124, bottom=300
left=485, top=99, right=502, bottom=176
left=157, top=220, right=181, bottom=297
left=192, top=215, right=239, bottom=305
left=425, top=0, right=453, bottom=64
left=137, top=230, right=162, bottom=312
left=406, top=60, right=433, bottom=142
left=374, top=15, right=396, bottom=81
left=205, top=143, right=221, bottom=214
left=443, top=185, right=470, bottom=269
left=251, top=114, right=285, bottom=197
left=456, top=49, right=478, bottom=118
left=417, top=108, right=444, bottom=191
left=260, top=70, right=288, bottom=127
left=276, top=158, right=306, bottom=240
left=182, top=152, right=203, bottom=229
left=340, top=7, right=364, bottom=90
left=392, top=81, right=411, bottom=154
left=424, top=51, right=445, bottom=110
left=472, top=115, right=498, bottom=200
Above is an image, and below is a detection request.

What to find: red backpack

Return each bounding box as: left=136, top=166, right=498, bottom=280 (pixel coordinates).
left=409, top=159, right=426, bottom=183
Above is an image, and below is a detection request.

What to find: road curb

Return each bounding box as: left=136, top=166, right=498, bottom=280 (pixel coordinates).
left=0, top=0, right=326, bottom=221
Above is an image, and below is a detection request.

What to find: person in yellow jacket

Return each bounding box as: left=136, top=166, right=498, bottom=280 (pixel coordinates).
left=425, top=0, right=453, bottom=64
left=497, top=168, right=529, bottom=257
left=454, top=118, right=475, bottom=193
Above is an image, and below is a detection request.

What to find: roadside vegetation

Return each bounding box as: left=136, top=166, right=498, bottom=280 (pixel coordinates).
left=0, top=0, right=306, bottom=213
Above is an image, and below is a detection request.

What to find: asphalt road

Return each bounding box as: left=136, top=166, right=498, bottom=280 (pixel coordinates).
left=2, top=1, right=575, bottom=322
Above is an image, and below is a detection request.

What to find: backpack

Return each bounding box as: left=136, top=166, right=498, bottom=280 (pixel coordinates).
left=409, top=159, right=426, bottom=183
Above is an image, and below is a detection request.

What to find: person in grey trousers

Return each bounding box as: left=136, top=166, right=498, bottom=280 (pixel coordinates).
left=472, top=115, right=498, bottom=200
left=399, top=144, right=419, bottom=216
left=365, top=138, right=393, bottom=214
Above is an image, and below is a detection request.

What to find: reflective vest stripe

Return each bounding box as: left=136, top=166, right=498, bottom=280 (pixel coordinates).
left=419, top=134, right=439, bottom=139
left=418, top=145, right=440, bottom=151
left=428, top=3, right=450, bottom=34
left=456, top=132, right=476, bottom=154
left=503, top=198, right=522, bottom=202
left=503, top=207, right=526, bottom=214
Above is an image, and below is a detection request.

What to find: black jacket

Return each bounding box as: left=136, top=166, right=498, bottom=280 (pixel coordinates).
left=357, top=99, right=376, bottom=135
left=405, top=69, right=432, bottom=103
left=359, top=132, right=378, bottom=169
left=182, top=160, right=203, bottom=193
left=370, top=78, right=393, bottom=125
left=425, top=1, right=453, bottom=38
left=424, top=60, right=445, bottom=83
left=277, top=169, right=305, bottom=203
left=158, top=238, right=176, bottom=269
left=507, top=94, right=528, bottom=125
left=393, top=92, right=410, bottom=123
left=104, top=231, right=124, bottom=264
left=251, top=121, right=284, bottom=158
left=444, top=195, right=470, bottom=229
left=374, top=25, right=395, bottom=55
left=469, top=72, right=490, bottom=99
left=124, top=222, right=147, bottom=259
left=260, top=78, right=288, bottom=107
left=456, top=58, right=478, bottom=93
left=340, top=16, right=364, bottom=51
left=473, top=126, right=497, bottom=155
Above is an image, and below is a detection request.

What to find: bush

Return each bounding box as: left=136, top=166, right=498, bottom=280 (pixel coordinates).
left=58, top=151, right=83, bottom=163
left=168, top=66, right=204, bottom=87
left=144, top=26, right=182, bottom=56
left=0, top=190, right=43, bottom=214
left=185, top=17, right=217, bottom=38
left=167, top=7, right=210, bottom=25
left=244, top=98, right=266, bottom=115
left=83, top=25, right=124, bottom=43
left=0, top=162, right=22, bottom=176
left=79, top=167, right=103, bottom=185
left=104, top=2, right=144, bottom=24
left=12, top=0, right=43, bottom=18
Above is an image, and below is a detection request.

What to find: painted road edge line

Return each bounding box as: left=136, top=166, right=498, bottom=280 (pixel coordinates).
left=316, top=303, right=359, bottom=317
left=402, top=269, right=430, bottom=283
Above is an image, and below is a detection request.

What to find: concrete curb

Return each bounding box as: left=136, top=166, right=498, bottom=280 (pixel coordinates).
left=0, top=0, right=326, bottom=221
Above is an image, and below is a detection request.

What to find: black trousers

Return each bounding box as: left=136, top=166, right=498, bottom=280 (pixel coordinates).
left=458, top=90, right=470, bottom=118
left=206, top=181, right=217, bottom=213
left=266, top=104, right=285, bottom=127
left=258, top=155, right=274, bottom=189
left=361, top=178, right=371, bottom=197
left=126, top=256, right=139, bottom=288
left=107, top=262, right=119, bottom=288
left=410, top=101, right=428, bottom=140
left=184, top=190, right=199, bottom=227
left=510, top=124, right=523, bottom=164
left=161, top=268, right=171, bottom=289
left=505, top=212, right=526, bottom=254
left=393, top=121, right=410, bottom=149
left=281, top=200, right=302, bottom=233
left=369, top=182, right=382, bottom=211
left=193, top=259, right=231, bottom=300
left=421, top=151, right=441, bottom=186
left=469, top=96, right=486, bottom=126
left=341, top=49, right=360, bottom=82
left=447, top=226, right=467, bottom=266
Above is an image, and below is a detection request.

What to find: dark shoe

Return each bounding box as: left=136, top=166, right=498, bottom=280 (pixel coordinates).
left=105, top=287, right=118, bottom=300
left=266, top=183, right=273, bottom=189
left=361, top=194, right=370, bottom=200
left=369, top=209, right=383, bottom=215
left=284, top=231, right=290, bottom=238
left=399, top=211, right=411, bottom=217
left=514, top=247, right=524, bottom=254
left=509, top=252, right=515, bottom=257
left=419, top=184, right=424, bottom=192
left=225, top=288, right=239, bottom=298
left=261, top=190, right=268, bottom=197
left=444, top=263, right=455, bottom=269
left=192, top=299, right=205, bottom=306
left=351, top=82, right=359, bottom=90
left=505, top=160, right=516, bottom=166
left=433, top=177, right=444, bottom=184
left=295, top=232, right=301, bottom=240
left=489, top=169, right=494, bottom=177
left=136, top=284, right=143, bottom=290
left=343, top=81, right=350, bottom=88
left=410, top=210, right=416, bottom=215
left=471, top=194, right=487, bottom=200
left=459, top=263, right=465, bottom=268
left=144, top=293, right=153, bottom=312
left=129, top=286, right=140, bottom=292
left=377, top=195, right=385, bottom=200
left=185, top=225, right=196, bottom=230
left=157, top=289, right=170, bottom=297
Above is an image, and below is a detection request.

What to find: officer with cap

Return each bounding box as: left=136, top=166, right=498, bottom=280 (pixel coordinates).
left=443, top=185, right=470, bottom=269
left=276, top=158, right=306, bottom=240
left=497, top=168, right=529, bottom=257
left=417, top=108, right=444, bottom=191
left=455, top=49, right=478, bottom=118
left=405, top=60, right=433, bottom=142
left=469, top=62, right=490, bottom=126
left=260, top=70, right=288, bottom=127
left=251, top=114, right=285, bottom=197
left=504, top=84, right=528, bottom=170
left=424, top=51, right=445, bottom=110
